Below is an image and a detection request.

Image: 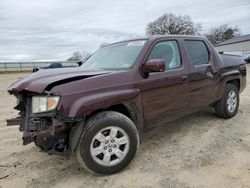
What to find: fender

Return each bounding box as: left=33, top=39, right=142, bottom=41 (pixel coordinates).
left=216, top=69, right=242, bottom=99
left=220, top=69, right=241, bottom=87
left=68, top=88, right=140, bottom=117
left=68, top=100, right=145, bottom=154
left=67, top=89, right=144, bottom=153
left=220, top=69, right=240, bottom=77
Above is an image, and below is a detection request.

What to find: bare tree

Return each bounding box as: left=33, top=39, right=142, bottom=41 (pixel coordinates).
left=205, top=24, right=241, bottom=45
left=67, top=51, right=91, bottom=63
left=146, top=13, right=201, bottom=36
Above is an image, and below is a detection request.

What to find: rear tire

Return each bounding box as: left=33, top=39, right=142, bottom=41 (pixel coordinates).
left=215, top=83, right=239, bottom=119
left=76, top=111, right=139, bottom=175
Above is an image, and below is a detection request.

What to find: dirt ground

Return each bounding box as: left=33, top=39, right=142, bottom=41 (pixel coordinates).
left=0, top=66, right=250, bottom=188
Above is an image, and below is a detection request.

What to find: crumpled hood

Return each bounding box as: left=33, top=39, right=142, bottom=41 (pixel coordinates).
left=8, top=67, right=112, bottom=93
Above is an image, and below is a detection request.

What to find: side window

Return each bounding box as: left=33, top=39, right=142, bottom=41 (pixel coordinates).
left=184, top=40, right=209, bottom=66
left=148, top=41, right=181, bottom=70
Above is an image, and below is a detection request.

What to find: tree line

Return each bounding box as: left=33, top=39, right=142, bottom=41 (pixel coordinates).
left=146, top=13, right=241, bottom=45
left=68, top=13, right=241, bottom=61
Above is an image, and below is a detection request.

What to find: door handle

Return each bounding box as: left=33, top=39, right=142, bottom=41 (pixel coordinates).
left=181, top=75, right=188, bottom=81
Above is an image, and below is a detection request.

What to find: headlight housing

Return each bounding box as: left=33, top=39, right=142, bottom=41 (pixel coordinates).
left=32, top=96, right=60, bottom=113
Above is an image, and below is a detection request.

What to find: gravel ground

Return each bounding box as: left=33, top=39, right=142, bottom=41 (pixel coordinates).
left=0, top=66, right=250, bottom=188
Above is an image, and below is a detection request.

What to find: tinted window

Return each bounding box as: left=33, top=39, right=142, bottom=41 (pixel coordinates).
left=184, top=40, right=209, bottom=65
left=148, top=41, right=181, bottom=70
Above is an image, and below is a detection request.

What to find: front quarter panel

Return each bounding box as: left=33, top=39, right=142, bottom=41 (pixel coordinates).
left=50, top=71, right=142, bottom=118
left=60, top=88, right=140, bottom=117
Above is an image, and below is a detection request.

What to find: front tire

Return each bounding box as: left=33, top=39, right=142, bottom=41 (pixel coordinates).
left=215, top=83, right=239, bottom=119
left=76, top=111, right=139, bottom=174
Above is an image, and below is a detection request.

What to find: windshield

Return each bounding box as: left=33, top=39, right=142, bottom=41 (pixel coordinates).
left=81, top=40, right=146, bottom=70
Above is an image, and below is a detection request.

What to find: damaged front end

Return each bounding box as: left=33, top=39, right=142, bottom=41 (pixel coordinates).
left=7, top=91, right=81, bottom=156
left=6, top=68, right=114, bottom=157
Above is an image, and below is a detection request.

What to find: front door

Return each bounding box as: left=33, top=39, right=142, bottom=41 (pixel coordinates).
left=140, top=40, right=189, bottom=128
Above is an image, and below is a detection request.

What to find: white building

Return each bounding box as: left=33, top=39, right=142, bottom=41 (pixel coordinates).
left=214, top=34, right=250, bottom=59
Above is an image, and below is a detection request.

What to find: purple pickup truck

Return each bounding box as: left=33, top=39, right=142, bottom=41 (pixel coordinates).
left=7, top=35, right=246, bottom=174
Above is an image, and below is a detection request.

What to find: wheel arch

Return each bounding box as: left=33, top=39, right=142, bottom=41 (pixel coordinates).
left=68, top=102, right=144, bottom=154
left=226, top=79, right=240, bottom=91
left=85, top=103, right=144, bottom=138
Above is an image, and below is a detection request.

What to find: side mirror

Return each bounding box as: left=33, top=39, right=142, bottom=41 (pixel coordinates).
left=144, top=59, right=166, bottom=73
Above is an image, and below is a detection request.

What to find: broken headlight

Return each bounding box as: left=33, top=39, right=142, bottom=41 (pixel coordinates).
left=32, top=96, right=60, bottom=113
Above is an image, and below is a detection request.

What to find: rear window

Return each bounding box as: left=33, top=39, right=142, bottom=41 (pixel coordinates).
left=184, top=40, right=209, bottom=65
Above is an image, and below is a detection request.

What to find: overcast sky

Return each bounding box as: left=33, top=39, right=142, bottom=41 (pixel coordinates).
left=0, top=0, right=249, bottom=61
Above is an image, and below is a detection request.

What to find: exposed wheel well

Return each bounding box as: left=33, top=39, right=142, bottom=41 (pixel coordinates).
left=106, top=104, right=132, bottom=119
left=86, top=104, right=132, bottom=122
left=84, top=103, right=143, bottom=142
left=226, top=79, right=240, bottom=91
left=69, top=104, right=140, bottom=155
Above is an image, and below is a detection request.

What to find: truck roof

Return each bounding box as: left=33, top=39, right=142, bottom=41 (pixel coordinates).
left=147, top=35, right=206, bottom=40
left=110, top=35, right=207, bottom=45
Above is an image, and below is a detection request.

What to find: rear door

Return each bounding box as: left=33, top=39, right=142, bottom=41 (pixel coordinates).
left=183, top=39, right=217, bottom=111
left=140, top=39, right=190, bottom=128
